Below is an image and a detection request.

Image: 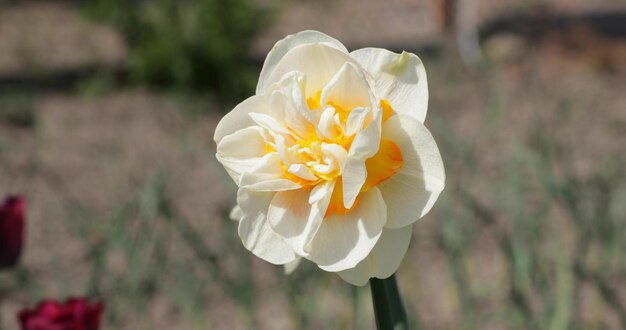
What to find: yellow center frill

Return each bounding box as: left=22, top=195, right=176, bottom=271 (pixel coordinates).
left=270, top=92, right=404, bottom=218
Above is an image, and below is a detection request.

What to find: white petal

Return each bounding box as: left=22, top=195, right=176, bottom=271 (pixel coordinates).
left=257, top=30, right=349, bottom=94
left=321, top=143, right=348, bottom=172
left=217, top=126, right=266, bottom=159
left=312, top=163, right=332, bottom=175
left=342, top=107, right=383, bottom=208
left=379, top=114, right=445, bottom=228
left=320, top=62, right=376, bottom=111
left=268, top=180, right=334, bottom=256
left=244, top=152, right=283, bottom=176
left=249, top=112, right=292, bottom=137
left=229, top=205, right=243, bottom=222
left=307, top=187, right=386, bottom=272
left=273, top=134, right=288, bottom=163
left=237, top=188, right=297, bottom=265
left=216, top=126, right=268, bottom=183
left=288, top=164, right=318, bottom=182
left=237, top=154, right=301, bottom=191
left=317, top=107, right=338, bottom=139
left=345, top=106, right=369, bottom=136
left=338, top=226, right=412, bottom=286
left=351, top=48, right=428, bottom=123
left=263, top=43, right=360, bottom=98
left=309, top=181, right=330, bottom=204
left=240, top=174, right=301, bottom=192
left=271, top=72, right=315, bottom=133
left=214, top=94, right=270, bottom=144
left=284, top=257, right=302, bottom=274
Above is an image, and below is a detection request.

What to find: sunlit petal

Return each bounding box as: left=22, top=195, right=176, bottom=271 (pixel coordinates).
left=258, top=30, right=348, bottom=94
left=378, top=115, right=445, bottom=228
left=351, top=48, right=428, bottom=123
left=237, top=188, right=298, bottom=264
left=338, top=226, right=412, bottom=286
left=268, top=180, right=334, bottom=256
left=263, top=43, right=361, bottom=99
left=321, top=62, right=376, bottom=113
left=342, top=107, right=383, bottom=208
left=216, top=126, right=268, bottom=183
left=214, top=94, right=270, bottom=144
left=307, top=188, right=386, bottom=271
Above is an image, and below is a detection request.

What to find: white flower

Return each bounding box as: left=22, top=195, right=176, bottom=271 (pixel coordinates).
left=214, top=30, right=445, bottom=286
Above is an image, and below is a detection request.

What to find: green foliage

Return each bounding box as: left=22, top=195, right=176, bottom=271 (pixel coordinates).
left=82, top=0, right=266, bottom=104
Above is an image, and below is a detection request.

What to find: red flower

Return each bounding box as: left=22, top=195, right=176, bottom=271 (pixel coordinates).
left=18, top=298, right=104, bottom=330
left=0, top=196, right=25, bottom=269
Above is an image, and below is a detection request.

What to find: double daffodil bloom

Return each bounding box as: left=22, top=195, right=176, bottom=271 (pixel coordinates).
left=215, top=31, right=445, bottom=285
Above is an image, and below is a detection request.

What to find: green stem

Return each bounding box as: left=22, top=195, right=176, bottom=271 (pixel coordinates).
left=369, top=274, right=408, bottom=330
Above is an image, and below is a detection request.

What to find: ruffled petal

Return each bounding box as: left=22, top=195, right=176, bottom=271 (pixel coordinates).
left=216, top=126, right=268, bottom=183
left=238, top=154, right=302, bottom=192
left=351, top=48, right=428, bottom=123
left=307, top=187, right=386, bottom=272
left=342, top=106, right=383, bottom=208
left=229, top=205, right=243, bottom=222
left=321, top=62, right=375, bottom=113
left=345, top=107, right=370, bottom=136
left=257, top=30, right=348, bottom=94
left=268, top=180, right=334, bottom=256
left=237, top=189, right=298, bottom=265
left=338, top=226, right=412, bottom=286
left=270, top=72, right=316, bottom=133
left=361, top=138, right=404, bottom=192
left=262, top=43, right=360, bottom=99
left=214, top=94, right=269, bottom=144
left=284, top=257, right=302, bottom=274
left=249, top=112, right=293, bottom=137
left=378, top=114, right=445, bottom=228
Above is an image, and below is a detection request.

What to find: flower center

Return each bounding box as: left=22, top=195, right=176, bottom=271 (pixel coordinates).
left=278, top=117, right=353, bottom=187
left=268, top=91, right=404, bottom=217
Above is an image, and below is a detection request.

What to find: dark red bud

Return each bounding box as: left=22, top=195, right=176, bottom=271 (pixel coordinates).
left=0, top=196, right=25, bottom=269
left=18, top=297, right=104, bottom=330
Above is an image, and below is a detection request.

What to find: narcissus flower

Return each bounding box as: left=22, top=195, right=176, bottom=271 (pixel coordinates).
left=215, top=30, right=445, bottom=285
left=0, top=196, right=25, bottom=269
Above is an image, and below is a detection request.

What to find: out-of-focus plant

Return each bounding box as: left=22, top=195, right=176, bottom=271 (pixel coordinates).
left=0, top=92, right=36, bottom=128
left=19, top=298, right=104, bottom=330
left=0, top=196, right=25, bottom=270
left=82, top=0, right=267, bottom=104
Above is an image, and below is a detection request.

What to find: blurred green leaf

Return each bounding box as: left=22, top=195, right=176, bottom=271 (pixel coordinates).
left=82, top=0, right=267, bottom=105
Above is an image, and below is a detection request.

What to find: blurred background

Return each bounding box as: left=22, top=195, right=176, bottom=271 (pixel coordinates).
left=0, top=0, right=625, bottom=329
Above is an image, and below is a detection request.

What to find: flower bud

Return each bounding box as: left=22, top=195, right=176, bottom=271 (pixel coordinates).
left=18, top=298, right=104, bottom=330
left=0, top=196, right=25, bottom=269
